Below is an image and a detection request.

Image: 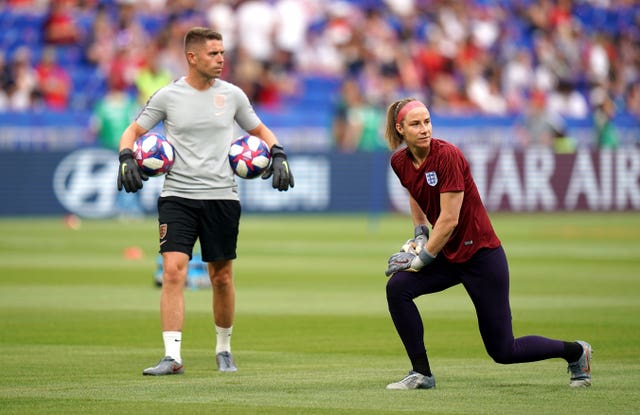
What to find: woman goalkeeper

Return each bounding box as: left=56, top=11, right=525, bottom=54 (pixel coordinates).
left=382, top=98, right=592, bottom=390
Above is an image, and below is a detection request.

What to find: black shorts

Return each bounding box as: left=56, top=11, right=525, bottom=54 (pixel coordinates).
left=157, top=196, right=241, bottom=262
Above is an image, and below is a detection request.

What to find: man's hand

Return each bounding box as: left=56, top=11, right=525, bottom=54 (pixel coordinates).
left=262, top=144, right=294, bottom=191
left=117, top=149, right=148, bottom=193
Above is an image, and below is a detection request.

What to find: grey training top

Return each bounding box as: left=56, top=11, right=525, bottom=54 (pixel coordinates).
left=136, top=76, right=261, bottom=200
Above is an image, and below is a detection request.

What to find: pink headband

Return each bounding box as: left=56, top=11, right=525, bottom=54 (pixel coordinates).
left=396, top=100, right=426, bottom=125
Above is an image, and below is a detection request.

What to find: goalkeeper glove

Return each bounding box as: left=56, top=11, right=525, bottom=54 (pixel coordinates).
left=401, top=224, right=430, bottom=254
left=262, top=144, right=294, bottom=191
left=117, top=148, right=148, bottom=193
left=385, top=248, right=436, bottom=277
left=387, top=224, right=434, bottom=277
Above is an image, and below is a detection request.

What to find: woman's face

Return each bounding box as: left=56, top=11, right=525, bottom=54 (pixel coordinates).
left=396, top=106, right=432, bottom=154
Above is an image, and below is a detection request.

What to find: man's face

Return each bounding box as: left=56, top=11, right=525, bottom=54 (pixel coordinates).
left=189, top=39, right=224, bottom=79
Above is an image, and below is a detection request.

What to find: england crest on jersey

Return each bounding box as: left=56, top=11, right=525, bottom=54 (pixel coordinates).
left=425, top=171, right=438, bottom=186
left=214, top=94, right=225, bottom=108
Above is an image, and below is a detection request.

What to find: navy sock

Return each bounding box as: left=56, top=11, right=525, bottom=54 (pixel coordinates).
left=563, top=341, right=583, bottom=362
left=410, top=355, right=432, bottom=376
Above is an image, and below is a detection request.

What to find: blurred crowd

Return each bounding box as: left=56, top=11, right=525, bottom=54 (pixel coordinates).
left=0, top=0, right=638, bottom=150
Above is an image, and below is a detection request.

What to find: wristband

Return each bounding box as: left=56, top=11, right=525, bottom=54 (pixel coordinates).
left=119, top=148, right=134, bottom=162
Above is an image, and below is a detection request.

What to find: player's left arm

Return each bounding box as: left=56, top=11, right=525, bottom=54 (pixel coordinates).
left=247, top=123, right=278, bottom=149
left=248, top=123, right=294, bottom=191
left=400, top=195, right=430, bottom=253
left=409, top=195, right=428, bottom=227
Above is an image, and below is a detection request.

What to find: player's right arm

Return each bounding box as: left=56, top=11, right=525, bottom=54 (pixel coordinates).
left=117, top=121, right=150, bottom=193
left=119, top=121, right=148, bottom=151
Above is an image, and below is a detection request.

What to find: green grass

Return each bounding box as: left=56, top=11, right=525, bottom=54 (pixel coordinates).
left=0, top=212, right=639, bottom=414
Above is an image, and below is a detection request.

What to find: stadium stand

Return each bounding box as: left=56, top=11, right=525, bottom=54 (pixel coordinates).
left=0, top=1, right=638, bottom=149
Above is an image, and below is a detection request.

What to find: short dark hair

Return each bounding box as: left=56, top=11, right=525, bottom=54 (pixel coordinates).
left=184, top=27, right=222, bottom=51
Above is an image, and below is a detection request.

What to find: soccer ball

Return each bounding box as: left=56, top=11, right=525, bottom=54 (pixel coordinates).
left=228, top=135, right=271, bottom=179
left=133, top=133, right=175, bottom=176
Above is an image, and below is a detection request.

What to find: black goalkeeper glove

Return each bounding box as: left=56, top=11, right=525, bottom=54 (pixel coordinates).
left=262, top=144, right=294, bottom=191
left=117, top=149, right=148, bottom=193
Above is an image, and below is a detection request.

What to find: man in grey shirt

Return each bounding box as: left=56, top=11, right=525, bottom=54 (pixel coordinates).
left=117, top=27, right=294, bottom=375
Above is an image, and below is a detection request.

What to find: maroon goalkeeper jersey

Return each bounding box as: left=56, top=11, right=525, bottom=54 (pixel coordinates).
left=390, top=138, right=500, bottom=262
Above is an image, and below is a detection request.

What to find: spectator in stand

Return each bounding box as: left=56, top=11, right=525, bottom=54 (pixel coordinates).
left=91, top=74, right=142, bottom=216
left=166, top=0, right=207, bottom=28
left=591, top=87, right=619, bottom=149
left=524, top=0, right=554, bottom=33
left=549, top=116, right=576, bottom=154
left=134, top=42, right=173, bottom=106
left=34, top=47, right=72, bottom=111
left=235, top=0, right=277, bottom=64
left=516, top=90, right=554, bottom=148
left=332, top=77, right=386, bottom=152
left=42, top=0, right=81, bottom=45
left=332, top=78, right=352, bottom=151
left=85, top=5, right=117, bottom=76
left=0, top=52, right=11, bottom=111
left=547, top=78, right=588, bottom=119
left=552, top=14, right=583, bottom=79
left=413, top=28, right=451, bottom=92
left=1, top=0, right=638, bottom=127
left=92, top=75, right=138, bottom=152
left=206, top=0, right=238, bottom=55
left=429, top=71, right=475, bottom=116
left=531, top=32, right=566, bottom=93
left=358, top=7, right=419, bottom=105
left=585, top=32, right=611, bottom=87
left=274, top=0, right=314, bottom=59
left=464, top=62, right=508, bottom=115
left=6, top=47, right=39, bottom=112
left=155, top=15, right=190, bottom=79
left=108, top=42, right=141, bottom=96
left=6, top=0, right=39, bottom=8
left=229, top=47, right=263, bottom=105
left=294, top=1, right=355, bottom=77
left=114, top=0, right=150, bottom=69
left=502, top=48, right=535, bottom=113
left=626, top=83, right=640, bottom=119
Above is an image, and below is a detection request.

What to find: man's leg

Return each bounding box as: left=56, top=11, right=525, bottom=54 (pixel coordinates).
left=143, top=251, right=189, bottom=376
left=161, top=251, right=190, bottom=332
left=209, top=260, right=237, bottom=372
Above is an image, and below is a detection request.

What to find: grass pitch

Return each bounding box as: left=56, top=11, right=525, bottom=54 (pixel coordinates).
left=0, top=212, right=639, bottom=415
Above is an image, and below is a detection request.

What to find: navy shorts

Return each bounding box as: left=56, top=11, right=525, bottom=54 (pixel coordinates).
left=157, top=196, right=241, bottom=262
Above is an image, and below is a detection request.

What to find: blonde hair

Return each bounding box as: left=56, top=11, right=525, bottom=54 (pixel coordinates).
left=384, top=98, right=419, bottom=150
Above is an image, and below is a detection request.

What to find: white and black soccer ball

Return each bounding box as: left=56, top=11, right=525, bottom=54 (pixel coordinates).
left=133, top=133, right=175, bottom=177
left=228, top=135, right=271, bottom=179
